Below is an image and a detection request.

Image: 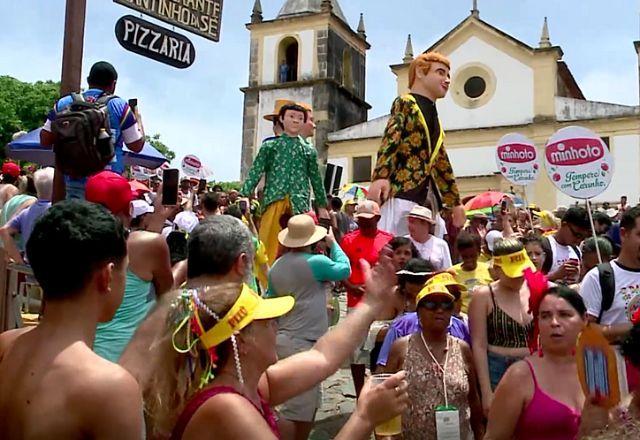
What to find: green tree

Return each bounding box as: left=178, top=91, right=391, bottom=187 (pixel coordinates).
left=145, top=133, right=176, bottom=162
left=0, top=76, right=60, bottom=149
left=213, top=181, right=242, bottom=192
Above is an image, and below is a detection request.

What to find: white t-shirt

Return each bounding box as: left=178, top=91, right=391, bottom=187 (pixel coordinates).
left=434, top=214, right=448, bottom=240
left=408, top=235, right=452, bottom=271
left=548, top=235, right=580, bottom=272
left=579, top=260, right=640, bottom=325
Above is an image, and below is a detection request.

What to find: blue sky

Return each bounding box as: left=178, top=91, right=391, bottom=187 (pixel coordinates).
left=2, top=0, right=639, bottom=181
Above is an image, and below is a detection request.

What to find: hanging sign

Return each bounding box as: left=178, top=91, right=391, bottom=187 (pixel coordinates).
left=495, top=133, right=540, bottom=185
left=113, top=0, right=223, bottom=42
left=115, top=15, right=195, bottom=69
left=544, top=126, right=613, bottom=199
left=181, top=154, right=202, bottom=177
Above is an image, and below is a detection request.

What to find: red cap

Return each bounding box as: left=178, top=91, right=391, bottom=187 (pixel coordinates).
left=86, top=171, right=132, bottom=215
left=2, top=162, right=20, bottom=178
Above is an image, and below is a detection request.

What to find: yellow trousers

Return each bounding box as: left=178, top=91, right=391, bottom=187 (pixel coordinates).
left=259, top=198, right=291, bottom=265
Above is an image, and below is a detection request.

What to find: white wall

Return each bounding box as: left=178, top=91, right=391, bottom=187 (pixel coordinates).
left=255, top=87, right=313, bottom=151
left=555, top=134, right=640, bottom=206
left=439, top=36, right=535, bottom=129
left=262, top=30, right=315, bottom=85
left=448, top=145, right=498, bottom=177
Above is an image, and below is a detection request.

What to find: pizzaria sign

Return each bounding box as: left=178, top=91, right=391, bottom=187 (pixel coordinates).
left=115, top=15, right=195, bottom=68
left=113, top=0, right=223, bottom=42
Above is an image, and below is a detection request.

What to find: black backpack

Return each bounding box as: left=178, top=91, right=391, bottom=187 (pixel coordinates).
left=51, top=93, right=116, bottom=178
left=596, top=261, right=615, bottom=324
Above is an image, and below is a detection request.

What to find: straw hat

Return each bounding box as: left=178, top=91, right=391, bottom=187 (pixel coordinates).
left=407, top=205, right=436, bottom=224
left=278, top=214, right=327, bottom=248
left=263, top=99, right=296, bottom=121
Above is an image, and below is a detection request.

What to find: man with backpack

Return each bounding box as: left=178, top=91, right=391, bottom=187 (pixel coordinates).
left=40, top=61, right=145, bottom=201
left=541, top=206, right=591, bottom=284
left=580, top=207, right=640, bottom=342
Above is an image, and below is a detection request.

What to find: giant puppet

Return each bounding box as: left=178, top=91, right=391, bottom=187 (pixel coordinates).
left=241, top=103, right=328, bottom=263
left=369, top=52, right=465, bottom=235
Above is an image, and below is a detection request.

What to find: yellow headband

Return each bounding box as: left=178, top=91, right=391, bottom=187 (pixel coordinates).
left=197, top=284, right=260, bottom=350
left=493, top=248, right=528, bottom=267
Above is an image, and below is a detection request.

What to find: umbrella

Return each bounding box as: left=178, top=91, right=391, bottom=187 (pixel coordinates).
left=6, top=128, right=168, bottom=169
left=338, top=183, right=368, bottom=202
left=464, top=191, right=512, bottom=211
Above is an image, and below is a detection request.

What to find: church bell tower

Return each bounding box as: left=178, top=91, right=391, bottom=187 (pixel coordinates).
left=240, top=0, right=371, bottom=179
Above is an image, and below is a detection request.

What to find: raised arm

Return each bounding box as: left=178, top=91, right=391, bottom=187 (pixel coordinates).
left=260, top=248, right=396, bottom=405
left=468, top=287, right=493, bottom=416
left=306, top=233, right=351, bottom=282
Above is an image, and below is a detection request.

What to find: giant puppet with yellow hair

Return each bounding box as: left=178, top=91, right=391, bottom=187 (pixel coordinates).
left=368, top=52, right=466, bottom=236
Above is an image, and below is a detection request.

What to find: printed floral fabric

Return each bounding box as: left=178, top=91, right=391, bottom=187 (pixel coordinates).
left=241, top=135, right=328, bottom=215
left=402, top=334, right=472, bottom=440
left=372, top=95, right=461, bottom=207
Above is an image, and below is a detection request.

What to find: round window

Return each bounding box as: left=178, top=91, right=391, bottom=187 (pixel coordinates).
left=463, top=76, right=486, bottom=99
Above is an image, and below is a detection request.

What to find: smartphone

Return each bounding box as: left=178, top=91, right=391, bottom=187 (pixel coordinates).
left=128, top=98, right=138, bottom=111
left=198, top=178, right=207, bottom=193
left=239, top=200, right=248, bottom=214
left=501, top=199, right=508, bottom=214
left=162, top=169, right=179, bottom=206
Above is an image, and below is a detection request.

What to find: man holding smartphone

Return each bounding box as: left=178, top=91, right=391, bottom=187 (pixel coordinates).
left=40, top=61, right=145, bottom=201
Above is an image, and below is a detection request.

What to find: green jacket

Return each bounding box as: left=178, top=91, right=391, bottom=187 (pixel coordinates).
left=241, top=135, right=328, bottom=214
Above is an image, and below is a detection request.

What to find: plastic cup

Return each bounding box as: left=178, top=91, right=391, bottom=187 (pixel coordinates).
left=371, top=373, right=402, bottom=436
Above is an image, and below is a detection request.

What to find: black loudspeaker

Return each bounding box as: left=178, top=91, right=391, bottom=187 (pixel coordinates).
left=332, top=166, right=342, bottom=194
left=324, top=163, right=335, bottom=194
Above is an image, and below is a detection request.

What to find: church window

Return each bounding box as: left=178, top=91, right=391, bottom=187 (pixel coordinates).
left=342, top=49, right=353, bottom=90
left=464, top=76, right=486, bottom=99
left=278, top=37, right=299, bottom=83
left=352, top=156, right=372, bottom=182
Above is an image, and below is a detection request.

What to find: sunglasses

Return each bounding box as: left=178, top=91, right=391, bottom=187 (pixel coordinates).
left=419, top=300, right=455, bottom=311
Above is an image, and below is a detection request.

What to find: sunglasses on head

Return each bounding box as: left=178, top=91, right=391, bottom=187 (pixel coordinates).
left=419, top=300, right=455, bottom=311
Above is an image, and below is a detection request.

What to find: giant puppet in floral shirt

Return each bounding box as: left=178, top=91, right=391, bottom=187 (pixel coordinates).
left=368, top=52, right=466, bottom=236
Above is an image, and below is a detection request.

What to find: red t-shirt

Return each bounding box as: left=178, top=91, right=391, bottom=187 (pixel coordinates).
left=340, top=229, right=394, bottom=307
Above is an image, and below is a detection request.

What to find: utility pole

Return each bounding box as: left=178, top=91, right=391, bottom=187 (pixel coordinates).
left=60, top=0, right=87, bottom=95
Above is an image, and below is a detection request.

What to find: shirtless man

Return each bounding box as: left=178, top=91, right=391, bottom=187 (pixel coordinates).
left=84, top=171, right=173, bottom=362
left=0, top=200, right=143, bottom=439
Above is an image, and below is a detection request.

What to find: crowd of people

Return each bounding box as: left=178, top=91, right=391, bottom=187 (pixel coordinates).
left=2, top=59, right=640, bottom=440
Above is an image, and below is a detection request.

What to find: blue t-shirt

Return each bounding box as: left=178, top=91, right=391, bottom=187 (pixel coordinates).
left=47, top=89, right=138, bottom=175
left=376, top=312, right=471, bottom=366
left=9, top=199, right=51, bottom=250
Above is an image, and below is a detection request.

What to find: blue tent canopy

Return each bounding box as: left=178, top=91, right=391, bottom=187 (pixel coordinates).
left=6, top=128, right=168, bottom=169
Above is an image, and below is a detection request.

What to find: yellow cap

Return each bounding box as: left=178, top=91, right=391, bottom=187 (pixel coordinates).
left=426, top=272, right=467, bottom=292
left=415, top=283, right=455, bottom=306
left=493, top=249, right=536, bottom=278
left=196, top=284, right=294, bottom=349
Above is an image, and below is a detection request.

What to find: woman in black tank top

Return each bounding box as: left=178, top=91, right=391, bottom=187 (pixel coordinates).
left=468, top=238, right=536, bottom=416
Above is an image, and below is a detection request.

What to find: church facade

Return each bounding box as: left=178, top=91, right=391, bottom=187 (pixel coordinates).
left=240, top=2, right=640, bottom=209
left=240, top=0, right=370, bottom=179
left=326, top=9, right=640, bottom=209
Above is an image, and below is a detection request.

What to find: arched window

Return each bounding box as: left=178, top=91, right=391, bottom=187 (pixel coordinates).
left=277, top=37, right=298, bottom=83
left=342, top=49, right=353, bottom=90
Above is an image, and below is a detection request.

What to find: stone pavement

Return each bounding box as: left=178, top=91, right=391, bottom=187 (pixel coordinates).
left=310, top=367, right=357, bottom=439
left=309, top=291, right=359, bottom=439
